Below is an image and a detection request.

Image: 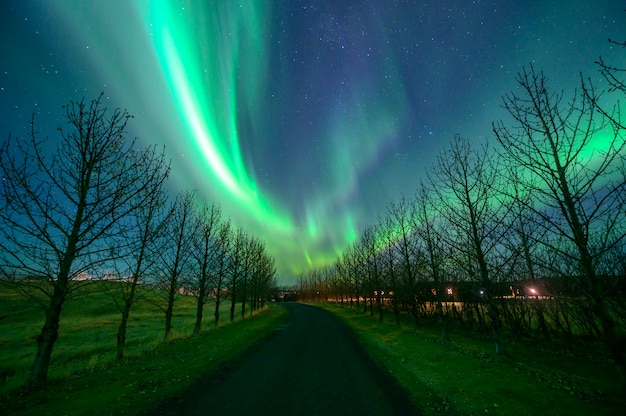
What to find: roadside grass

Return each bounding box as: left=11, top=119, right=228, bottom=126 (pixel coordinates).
left=318, top=303, right=624, bottom=416
left=0, top=283, right=289, bottom=415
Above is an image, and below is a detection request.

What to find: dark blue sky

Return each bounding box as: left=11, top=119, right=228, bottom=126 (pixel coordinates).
left=0, top=1, right=622, bottom=283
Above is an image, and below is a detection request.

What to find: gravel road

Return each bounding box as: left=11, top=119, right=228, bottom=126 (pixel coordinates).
left=150, top=303, right=419, bottom=415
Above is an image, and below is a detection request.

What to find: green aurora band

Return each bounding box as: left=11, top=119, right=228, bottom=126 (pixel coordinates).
left=148, top=2, right=288, bottom=227
left=144, top=1, right=372, bottom=277
left=36, top=1, right=621, bottom=283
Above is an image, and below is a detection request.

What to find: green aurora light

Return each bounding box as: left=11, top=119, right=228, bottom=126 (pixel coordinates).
left=3, top=1, right=621, bottom=284
left=145, top=1, right=364, bottom=277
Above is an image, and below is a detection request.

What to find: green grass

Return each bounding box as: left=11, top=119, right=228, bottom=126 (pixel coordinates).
left=0, top=283, right=288, bottom=415
left=318, top=302, right=624, bottom=416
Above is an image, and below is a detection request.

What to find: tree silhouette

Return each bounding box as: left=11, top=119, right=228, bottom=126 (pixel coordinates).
left=429, top=135, right=510, bottom=353
left=190, top=202, right=221, bottom=335
left=494, top=65, right=626, bottom=374
left=0, top=95, right=168, bottom=387
left=155, top=190, right=196, bottom=341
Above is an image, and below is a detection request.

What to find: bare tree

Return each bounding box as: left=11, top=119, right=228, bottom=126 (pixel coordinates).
left=335, top=256, right=353, bottom=307
left=190, top=202, right=221, bottom=335
left=379, top=216, right=401, bottom=323
left=212, top=219, right=232, bottom=326
left=239, top=236, right=260, bottom=319
left=500, top=165, right=552, bottom=339
left=155, top=190, right=196, bottom=340
left=228, top=227, right=248, bottom=323
left=0, top=95, right=169, bottom=387
left=257, top=253, right=277, bottom=308
left=360, top=225, right=384, bottom=321
left=342, top=244, right=363, bottom=311
left=387, top=195, right=420, bottom=325
left=413, top=183, right=449, bottom=339
left=595, top=35, right=626, bottom=100
left=429, top=135, right=510, bottom=353
left=333, top=250, right=353, bottom=308
left=249, top=242, right=276, bottom=313
left=111, top=161, right=169, bottom=360
left=352, top=237, right=371, bottom=314
left=493, top=65, right=626, bottom=373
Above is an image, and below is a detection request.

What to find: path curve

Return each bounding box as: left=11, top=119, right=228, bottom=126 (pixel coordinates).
left=150, top=303, right=419, bottom=415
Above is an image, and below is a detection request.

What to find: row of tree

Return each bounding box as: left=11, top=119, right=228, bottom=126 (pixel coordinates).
left=300, top=62, right=626, bottom=377
left=112, top=190, right=277, bottom=361
left=0, top=95, right=277, bottom=387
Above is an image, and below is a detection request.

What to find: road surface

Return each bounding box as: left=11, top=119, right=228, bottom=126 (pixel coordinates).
left=150, top=303, right=419, bottom=415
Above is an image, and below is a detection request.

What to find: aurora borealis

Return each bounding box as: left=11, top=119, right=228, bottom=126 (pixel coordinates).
left=0, top=1, right=622, bottom=284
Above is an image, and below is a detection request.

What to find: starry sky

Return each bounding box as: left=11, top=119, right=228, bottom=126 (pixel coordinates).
left=0, top=1, right=623, bottom=285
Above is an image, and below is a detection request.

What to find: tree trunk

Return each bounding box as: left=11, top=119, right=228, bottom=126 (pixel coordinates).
left=193, top=278, right=208, bottom=336
left=486, top=299, right=503, bottom=354
left=116, top=276, right=139, bottom=361
left=29, top=291, right=64, bottom=387
left=437, top=301, right=449, bottom=341
left=409, top=301, right=419, bottom=327
left=164, top=287, right=175, bottom=340
left=230, top=289, right=236, bottom=323
left=193, top=293, right=204, bottom=336
left=116, top=301, right=131, bottom=361
left=214, top=283, right=222, bottom=327
left=393, top=295, right=400, bottom=325
left=240, top=284, right=247, bottom=319
left=592, top=286, right=626, bottom=378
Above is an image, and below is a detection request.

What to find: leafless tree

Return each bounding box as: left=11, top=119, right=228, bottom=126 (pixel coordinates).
left=239, top=236, right=264, bottom=318
left=387, top=195, right=420, bottom=325
left=190, top=202, right=221, bottom=335
left=498, top=165, right=553, bottom=339
left=413, top=183, right=450, bottom=339
left=249, top=243, right=276, bottom=313
left=343, top=244, right=363, bottom=311
left=228, top=227, right=248, bottom=322
left=493, top=65, right=626, bottom=373
left=212, top=219, right=232, bottom=326
left=352, top=237, right=372, bottom=314
left=336, top=255, right=354, bottom=307
left=259, top=254, right=277, bottom=307
left=429, top=135, right=510, bottom=353
left=379, top=216, right=401, bottom=323
left=250, top=240, right=276, bottom=312
left=155, top=190, right=196, bottom=340
left=333, top=252, right=351, bottom=308
left=0, top=95, right=169, bottom=387
left=360, top=225, right=384, bottom=321
left=110, top=162, right=169, bottom=360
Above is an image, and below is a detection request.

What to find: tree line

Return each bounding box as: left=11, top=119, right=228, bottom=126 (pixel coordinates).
left=299, top=60, right=626, bottom=377
left=0, top=95, right=277, bottom=388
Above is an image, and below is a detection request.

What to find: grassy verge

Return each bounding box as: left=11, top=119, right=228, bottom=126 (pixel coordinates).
left=0, top=284, right=288, bottom=415
left=318, top=303, right=624, bottom=416
left=0, top=283, right=261, bottom=387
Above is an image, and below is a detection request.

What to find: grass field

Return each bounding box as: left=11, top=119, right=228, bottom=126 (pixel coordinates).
left=0, top=283, right=289, bottom=415
left=319, top=302, right=625, bottom=416
left=2, top=284, right=623, bottom=416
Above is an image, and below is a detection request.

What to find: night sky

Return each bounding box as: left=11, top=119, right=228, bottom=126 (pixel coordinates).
left=0, top=1, right=622, bottom=284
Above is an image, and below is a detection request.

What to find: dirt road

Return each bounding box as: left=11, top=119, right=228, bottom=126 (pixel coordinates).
left=150, top=303, right=419, bottom=415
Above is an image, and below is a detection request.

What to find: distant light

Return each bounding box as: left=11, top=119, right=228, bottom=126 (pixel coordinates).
left=446, top=288, right=453, bottom=295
